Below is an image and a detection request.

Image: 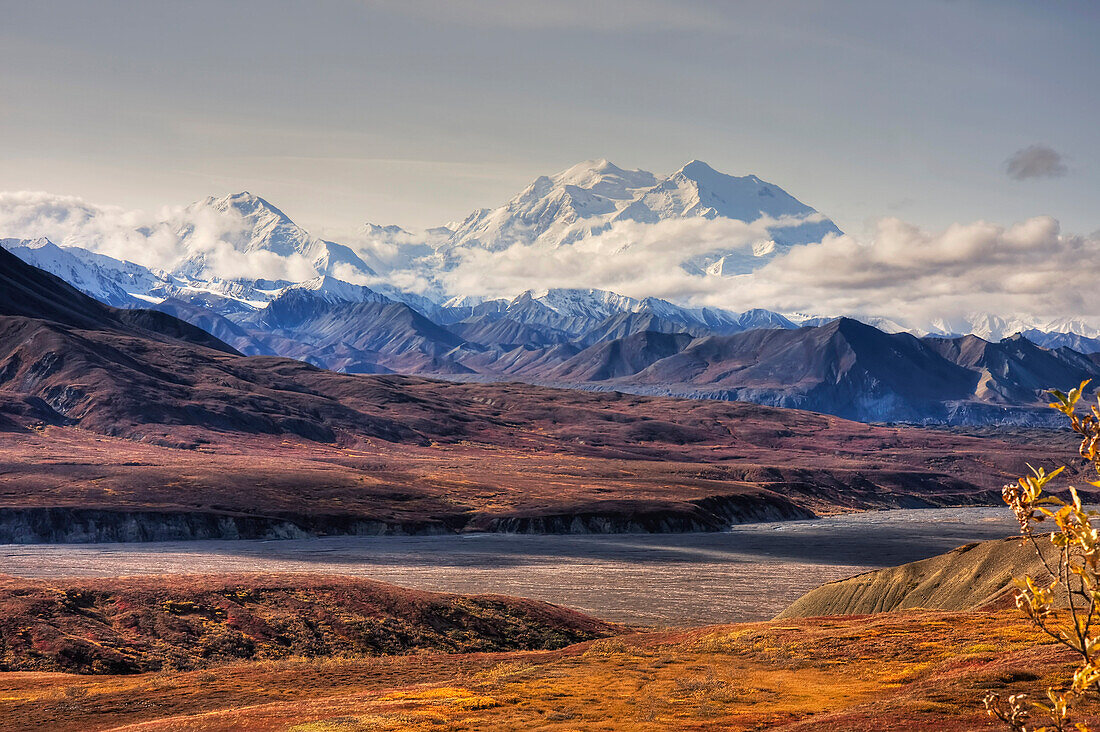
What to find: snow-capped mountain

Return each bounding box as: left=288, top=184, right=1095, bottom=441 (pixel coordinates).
left=0, top=238, right=297, bottom=316
left=438, top=287, right=798, bottom=341
left=0, top=237, right=169, bottom=307
left=171, top=193, right=377, bottom=283
left=441, top=159, right=657, bottom=253
left=622, top=161, right=826, bottom=228
left=3, top=162, right=1096, bottom=356
left=518, top=289, right=798, bottom=333
left=431, top=159, right=841, bottom=275
left=282, top=276, right=393, bottom=306
left=531, top=288, right=646, bottom=320
left=788, top=308, right=1100, bottom=344
left=1, top=160, right=842, bottom=314
left=871, top=313, right=1100, bottom=342
left=281, top=274, right=446, bottom=321
left=0, top=194, right=387, bottom=316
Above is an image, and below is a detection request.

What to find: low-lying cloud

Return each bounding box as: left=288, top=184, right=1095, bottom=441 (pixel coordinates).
left=727, top=216, right=1095, bottom=328
left=2, top=189, right=1097, bottom=332
left=1006, top=144, right=1068, bottom=180
left=440, top=216, right=780, bottom=299
left=0, top=191, right=183, bottom=271
left=0, top=191, right=319, bottom=282
left=438, top=214, right=1100, bottom=330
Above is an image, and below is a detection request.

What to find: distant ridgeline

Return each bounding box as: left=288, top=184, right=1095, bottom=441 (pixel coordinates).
left=3, top=158, right=1098, bottom=426
left=0, top=241, right=1084, bottom=541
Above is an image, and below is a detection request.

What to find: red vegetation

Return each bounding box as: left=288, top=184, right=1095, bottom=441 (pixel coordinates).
left=0, top=573, right=616, bottom=675
left=0, top=408, right=1079, bottom=536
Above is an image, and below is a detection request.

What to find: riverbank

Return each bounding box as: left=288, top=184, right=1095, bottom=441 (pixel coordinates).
left=2, top=508, right=1022, bottom=625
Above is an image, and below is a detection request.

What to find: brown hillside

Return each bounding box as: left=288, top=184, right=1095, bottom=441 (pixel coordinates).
left=777, top=536, right=1057, bottom=618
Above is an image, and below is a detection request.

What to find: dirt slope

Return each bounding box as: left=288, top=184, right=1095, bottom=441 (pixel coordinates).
left=777, top=536, right=1058, bottom=618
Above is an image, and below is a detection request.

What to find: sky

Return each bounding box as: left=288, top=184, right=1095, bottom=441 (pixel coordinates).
left=1, top=0, right=1098, bottom=241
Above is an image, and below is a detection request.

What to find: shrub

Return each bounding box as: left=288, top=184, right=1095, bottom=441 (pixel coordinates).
left=986, top=380, right=1100, bottom=731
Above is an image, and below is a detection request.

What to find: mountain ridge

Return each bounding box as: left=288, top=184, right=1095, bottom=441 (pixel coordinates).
left=434, top=159, right=841, bottom=276
left=2, top=248, right=1063, bottom=538
left=4, top=158, right=1096, bottom=347
left=4, top=233, right=1097, bottom=426
left=2, top=159, right=1098, bottom=428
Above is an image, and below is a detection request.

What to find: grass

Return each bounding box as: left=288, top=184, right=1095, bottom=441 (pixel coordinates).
left=1, top=609, right=1095, bottom=731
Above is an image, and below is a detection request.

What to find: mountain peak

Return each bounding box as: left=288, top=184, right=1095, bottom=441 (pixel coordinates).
left=438, top=158, right=843, bottom=272
left=673, top=160, right=757, bottom=189
left=11, top=236, right=56, bottom=251
left=361, top=223, right=409, bottom=237
left=170, top=192, right=373, bottom=283
left=551, top=159, right=655, bottom=192
left=560, top=158, right=617, bottom=176
left=818, top=316, right=874, bottom=336
left=676, top=159, right=718, bottom=177
left=204, top=191, right=290, bottom=220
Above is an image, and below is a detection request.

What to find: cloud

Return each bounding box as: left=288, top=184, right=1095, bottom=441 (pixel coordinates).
left=342, top=226, right=441, bottom=273
left=437, top=215, right=782, bottom=300
left=722, top=216, right=1097, bottom=328
left=0, top=191, right=183, bottom=270
left=3, top=189, right=1097, bottom=332
left=1005, top=144, right=1068, bottom=180
left=432, top=214, right=1100, bottom=330
left=0, top=191, right=322, bottom=282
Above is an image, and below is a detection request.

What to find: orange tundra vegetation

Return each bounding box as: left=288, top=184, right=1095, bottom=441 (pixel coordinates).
left=0, top=574, right=617, bottom=674
left=0, top=606, right=1090, bottom=731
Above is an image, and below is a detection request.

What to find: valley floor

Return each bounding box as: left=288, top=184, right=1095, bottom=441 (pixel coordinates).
left=0, top=609, right=1088, bottom=731
left=0, top=507, right=1025, bottom=625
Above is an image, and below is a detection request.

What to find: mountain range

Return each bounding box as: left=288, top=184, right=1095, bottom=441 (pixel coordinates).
left=4, top=160, right=1095, bottom=339
left=5, top=243, right=1069, bottom=539
left=3, top=159, right=1098, bottom=426
left=421, top=159, right=842, bottom=275
left=231, top=287, right=1100, bottom=424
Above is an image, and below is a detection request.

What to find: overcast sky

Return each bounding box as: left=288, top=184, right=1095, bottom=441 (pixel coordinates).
left=1, top=0, right=1097, bottom=239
